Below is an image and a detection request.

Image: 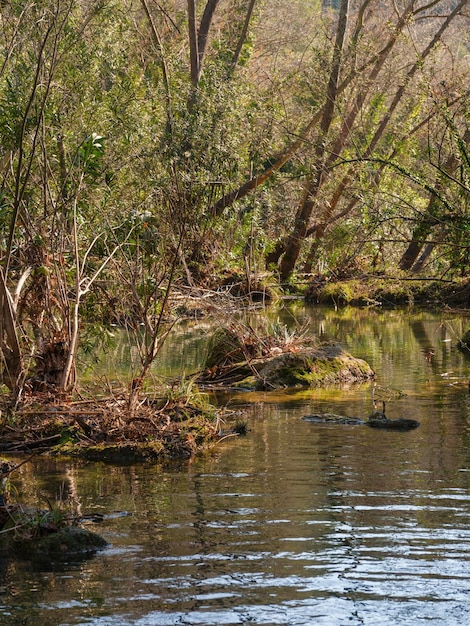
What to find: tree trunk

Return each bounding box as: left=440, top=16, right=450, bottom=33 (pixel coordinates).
left=231, top=0, right=257, bottom=72
left=279, top=0, right=349, bottom=281
left=399, top=126, right=470, bottom=271
left=411, top=231, right=446, bottom=274
left=188, top=0, right=222, bottom=90
left=198, top=0, right=220, bottom=69
left=399, top=237, right=428, bottom=272
left=0, top=268, right=24, bottom=393
left=410, top=242, right=435, bottom=274
left=187, top=0, right=199, bottom=89
left=140, top=0, right=173, bottom=133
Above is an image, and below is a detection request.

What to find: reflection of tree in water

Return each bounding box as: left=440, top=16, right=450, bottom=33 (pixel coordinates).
left=410, top=320, right=439, bottom=375
left=459, top=386, right=470, bottom=492
left=190, top=474, right=213, bottom=552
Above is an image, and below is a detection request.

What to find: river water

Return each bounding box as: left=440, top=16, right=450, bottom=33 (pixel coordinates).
left=2, top=305, right=470, bottom=625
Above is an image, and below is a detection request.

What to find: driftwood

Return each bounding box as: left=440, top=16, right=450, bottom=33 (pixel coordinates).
left=302, top=412, right=420, bottom=431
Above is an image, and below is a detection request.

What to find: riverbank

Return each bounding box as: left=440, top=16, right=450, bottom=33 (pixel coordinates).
left=304, top=275, right=470, bottom=308
left=168, top=276, right=470, bottom=321
left=0, top=390, right=227, bottom=462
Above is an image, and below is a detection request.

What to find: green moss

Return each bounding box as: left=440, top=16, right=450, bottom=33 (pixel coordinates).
left=316, top=278, right=414, bottom=306
left=272, top=363, right=310, bottom=386
left=251, top=347, right=374, bottom=390
left=232, top=375, right=258, bottom=390
left=306, top=277, right=470, bottom=309
left=319, top=281, right=360, bottom=305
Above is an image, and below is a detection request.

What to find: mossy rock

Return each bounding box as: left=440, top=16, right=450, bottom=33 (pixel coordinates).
left=0, top=505, right=107, bottom=559
left=19, top=526, right=108, bottom=558
left=236, top=343, right=374, bottom=390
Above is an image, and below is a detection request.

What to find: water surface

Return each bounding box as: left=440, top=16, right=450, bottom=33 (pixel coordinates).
left=2, top=305, right=470, bottom=625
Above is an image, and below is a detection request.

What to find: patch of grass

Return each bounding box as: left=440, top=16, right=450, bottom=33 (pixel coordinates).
left=318, top=281, right=362, bottom=305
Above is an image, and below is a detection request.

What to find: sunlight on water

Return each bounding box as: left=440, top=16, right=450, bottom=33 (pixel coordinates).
left=1, top=306, right=470, bottom=625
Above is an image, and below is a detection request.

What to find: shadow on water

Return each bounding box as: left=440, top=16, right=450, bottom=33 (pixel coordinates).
left=1, top=306, right=470, bottom=625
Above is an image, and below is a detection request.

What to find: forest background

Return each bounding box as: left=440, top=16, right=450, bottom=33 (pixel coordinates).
left=0, top=0, right=469, bottom=406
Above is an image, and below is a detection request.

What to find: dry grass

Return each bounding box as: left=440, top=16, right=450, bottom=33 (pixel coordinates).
left=0, top=388, right=225, bottom=461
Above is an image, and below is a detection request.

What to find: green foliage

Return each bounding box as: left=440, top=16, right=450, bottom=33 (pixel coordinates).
left=75, top=133, right=105, bottom=182
left=79, top=323, right=117, bottom=362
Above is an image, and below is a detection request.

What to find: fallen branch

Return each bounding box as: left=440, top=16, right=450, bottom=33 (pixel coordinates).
left=0, top=433, right=62, bottom=451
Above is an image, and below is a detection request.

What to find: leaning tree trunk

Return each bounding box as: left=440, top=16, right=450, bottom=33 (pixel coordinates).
left=399, top=223, right=435, bottom=271
left=278, top=0, right=349, bottom=282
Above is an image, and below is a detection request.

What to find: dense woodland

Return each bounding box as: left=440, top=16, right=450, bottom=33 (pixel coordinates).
left=0, top=0, right=469, bottom=404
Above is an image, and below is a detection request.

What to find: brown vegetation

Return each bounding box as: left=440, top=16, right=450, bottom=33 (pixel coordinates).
left=0, top=391, right=223, bottom=461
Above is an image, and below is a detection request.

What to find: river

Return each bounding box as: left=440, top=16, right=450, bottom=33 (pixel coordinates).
left=1, top=304, right=470, bottom=625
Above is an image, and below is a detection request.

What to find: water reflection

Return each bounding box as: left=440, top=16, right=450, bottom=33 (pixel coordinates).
left=1, top=306, right=470, bottom=625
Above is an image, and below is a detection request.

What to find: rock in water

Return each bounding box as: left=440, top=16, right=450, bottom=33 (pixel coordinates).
left=302, top=412, right=420, bottom=431
left=367, top=417, right=420, bottom=431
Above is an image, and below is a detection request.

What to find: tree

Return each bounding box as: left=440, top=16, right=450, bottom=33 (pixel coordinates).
left=278, top=0, right=468, bottom=279
left=203, top=0, right=468, bottom=280
left=0, top=1, right=141, bottom=399
left=135, top=0, right=261, bottom=281
left=278, top=0, right=350, bottom=280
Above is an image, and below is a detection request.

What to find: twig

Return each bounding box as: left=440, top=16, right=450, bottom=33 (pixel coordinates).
left=215, top=433, right=240, bottom=444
